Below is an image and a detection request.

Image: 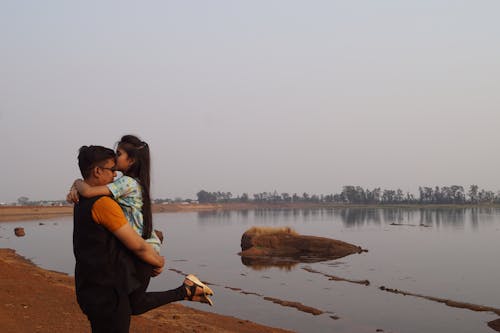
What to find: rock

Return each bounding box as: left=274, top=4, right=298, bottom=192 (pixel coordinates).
left=488, top=318, right=500, bottom=332
left=239, top=226, right=365, bottom=268
left=14, top=228, right=25, bottom=237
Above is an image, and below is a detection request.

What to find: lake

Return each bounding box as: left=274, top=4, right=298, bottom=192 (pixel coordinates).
left=1, top=207, right=499, bottom=333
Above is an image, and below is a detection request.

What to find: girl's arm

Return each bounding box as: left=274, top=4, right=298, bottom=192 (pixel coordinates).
left=74, top=179, right=112, bottom=198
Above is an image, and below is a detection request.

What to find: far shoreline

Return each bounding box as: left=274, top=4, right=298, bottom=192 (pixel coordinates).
left=1, top=202, right=500, bottom=222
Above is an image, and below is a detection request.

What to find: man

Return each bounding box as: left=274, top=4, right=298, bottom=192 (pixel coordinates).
left=72, top=145, right=164, bottom=332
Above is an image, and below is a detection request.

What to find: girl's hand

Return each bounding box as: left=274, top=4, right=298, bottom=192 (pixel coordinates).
left=66, top=184, right=80, bottom=203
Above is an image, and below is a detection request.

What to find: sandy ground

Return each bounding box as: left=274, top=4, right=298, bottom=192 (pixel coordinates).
left=0, top=206, right=74, bottom=222
left=0, top=206, right=294, bottom=332
left=3, top=202, right=499, bottom=223
left=0, top=248, right=292, bottom=333
left=0, top=202, right=355, bottom=222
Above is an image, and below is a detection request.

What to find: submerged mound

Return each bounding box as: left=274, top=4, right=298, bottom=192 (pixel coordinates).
left=239, top=227, right=365, bottom=267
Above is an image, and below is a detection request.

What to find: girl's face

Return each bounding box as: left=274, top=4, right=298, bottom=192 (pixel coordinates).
left=116, top=147, right=135, bottom=172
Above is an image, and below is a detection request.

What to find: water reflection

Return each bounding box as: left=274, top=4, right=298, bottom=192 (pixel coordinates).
left=240, top=256, right=298, bottom=271
left=197, top=207, right=493, bottom=229
left=197, top=210, right=233, bottom=219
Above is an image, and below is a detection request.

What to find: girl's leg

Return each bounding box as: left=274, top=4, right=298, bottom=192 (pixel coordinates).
left=129, top=261, right=186, bottom=315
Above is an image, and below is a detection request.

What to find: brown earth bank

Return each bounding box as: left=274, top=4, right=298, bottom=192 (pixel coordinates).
left=0, top=206, right=73, bottom=222
left=3, top=202, right=500, bottom=222
left=0, top=248, right=293, bottom=333
left=0, top=203, right=364, bottom=222
left=1, top=203, right=329, bottom=222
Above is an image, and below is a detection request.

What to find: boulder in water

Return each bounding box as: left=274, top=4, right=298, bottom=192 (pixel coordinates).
left=14, top=227, right=25, bottom=237
left=239, top=226, right=365, bottom=268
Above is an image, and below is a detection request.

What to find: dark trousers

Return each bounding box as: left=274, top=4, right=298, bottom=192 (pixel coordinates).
left=88, top=292, right=131, bottom=333
left=129, top=260, right=186, bottom=315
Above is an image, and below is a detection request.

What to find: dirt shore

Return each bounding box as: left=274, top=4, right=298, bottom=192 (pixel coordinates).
left=2, top=202, right=499, bottom=223
left=0, top=203, right=333, bottom=222
left=0, top=248, right=292, bottom=333
left=0, top=203, right=264, bottom=222
left=0, top=206, right=74, bottom=222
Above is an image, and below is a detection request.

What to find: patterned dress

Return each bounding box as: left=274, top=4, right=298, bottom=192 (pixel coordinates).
left=107, top=175, right=162, bottom=253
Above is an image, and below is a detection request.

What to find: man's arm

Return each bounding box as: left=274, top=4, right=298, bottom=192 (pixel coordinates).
left=113, top=223, right=165, bottom=269
left=91, top=196, right=164, bottom=272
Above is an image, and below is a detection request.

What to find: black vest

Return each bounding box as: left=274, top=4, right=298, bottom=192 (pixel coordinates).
left=73, top=196, right=140, bottom=316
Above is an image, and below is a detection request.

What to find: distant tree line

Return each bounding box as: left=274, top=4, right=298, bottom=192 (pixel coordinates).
left=12, top=185, right=500, bottom=206
left=194, top=185, right=500, bottom=205
left=13, top=196, right=68, bottom=206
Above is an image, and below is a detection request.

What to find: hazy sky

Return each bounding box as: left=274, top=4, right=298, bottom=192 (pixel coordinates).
left=1, top=1, right=500, bottom=202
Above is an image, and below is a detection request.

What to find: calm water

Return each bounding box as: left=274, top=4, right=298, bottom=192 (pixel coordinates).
left=1, top=207, right=499, bottom=333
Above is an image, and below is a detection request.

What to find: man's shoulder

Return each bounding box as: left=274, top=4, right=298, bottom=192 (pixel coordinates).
left=93, top=196, right=120, bottom=208
left=91, top=196, right=128, bottom=231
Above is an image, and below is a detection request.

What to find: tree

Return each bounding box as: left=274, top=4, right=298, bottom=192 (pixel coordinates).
left=197, top=190, right=217, bottom=203
left=450, top=185, right=465, bottom=204
left=468, top=185, right=479, bottom=204
left=341, top=186, right=356, bottom=203
left=395, top=189, right=404, bottom=203
left=17, top=196, right=29, bottom=205
left=382, top=189, right=396, bottom=203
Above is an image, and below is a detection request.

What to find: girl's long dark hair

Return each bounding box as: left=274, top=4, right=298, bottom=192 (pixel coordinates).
left=117, top=135, right=152, bottom=240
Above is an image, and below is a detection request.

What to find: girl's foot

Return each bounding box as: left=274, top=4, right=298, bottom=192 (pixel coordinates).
left=183, top=274, right=214, bottom=306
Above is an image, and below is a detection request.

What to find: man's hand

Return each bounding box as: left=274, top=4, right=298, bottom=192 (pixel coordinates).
left=151, top=256, right=165, bottom=277
left=113, top=223, right=165, bottom=268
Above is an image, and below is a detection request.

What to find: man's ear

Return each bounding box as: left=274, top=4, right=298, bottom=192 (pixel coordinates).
left=92, top=166, right=101, bottom=178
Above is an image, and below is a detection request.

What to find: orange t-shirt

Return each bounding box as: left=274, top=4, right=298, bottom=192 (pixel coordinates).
left=91, top=196, right=128, bottom=232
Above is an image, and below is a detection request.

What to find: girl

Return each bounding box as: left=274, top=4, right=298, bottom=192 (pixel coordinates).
left=68, top=135, right=213, bottom=312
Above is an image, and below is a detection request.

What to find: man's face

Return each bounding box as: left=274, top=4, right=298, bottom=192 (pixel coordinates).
left=95, top=158, right=117, bottom=185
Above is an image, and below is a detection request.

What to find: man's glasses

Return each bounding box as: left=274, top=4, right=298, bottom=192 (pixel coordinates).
left=98, top=165, right=117, bottom=172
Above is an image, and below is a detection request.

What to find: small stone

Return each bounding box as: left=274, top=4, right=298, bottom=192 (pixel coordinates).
left=172, top=315, right=181, bottom=320
left=14, top=228, right=25, bottom=237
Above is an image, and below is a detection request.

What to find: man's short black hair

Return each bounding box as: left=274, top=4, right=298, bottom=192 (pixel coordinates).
left=78, top=145, right=116, bottom=179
